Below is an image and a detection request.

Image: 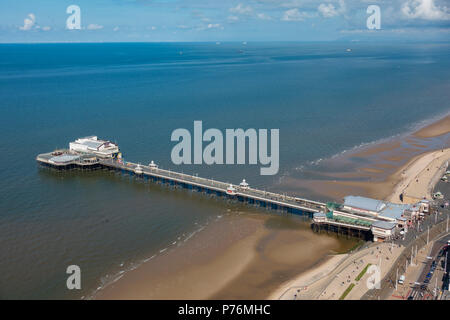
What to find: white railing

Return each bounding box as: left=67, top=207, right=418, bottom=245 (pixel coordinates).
left=100, top=158, right=327, bottom=211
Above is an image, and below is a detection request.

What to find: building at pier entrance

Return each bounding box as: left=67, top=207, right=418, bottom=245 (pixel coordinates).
left=313, top=195, right=432, bottom=242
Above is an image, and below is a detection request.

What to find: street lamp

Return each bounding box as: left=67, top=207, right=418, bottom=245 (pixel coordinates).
left=396, top=268, right=398, bottom=291
left=445, top=251, right=448, bottom=273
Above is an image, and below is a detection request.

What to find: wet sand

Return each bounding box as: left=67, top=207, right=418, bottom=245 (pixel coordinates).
left=210, top=217, right=355, bottom=300
left=413, top=115, right=450, bottom=138
left=96, top=213, right=263, bottom=299
left=95, top=213, right=356, bottom=299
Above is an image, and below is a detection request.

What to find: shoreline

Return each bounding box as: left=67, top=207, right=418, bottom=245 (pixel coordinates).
left=386, top=148, right=450, bottom=204
left=95, top=211, right=357, bottom=299
left=94, top=214, right=266, bottom=299
left=267, top=253, right=349, bottom=300
left=95, top=213, right=356, bottom=300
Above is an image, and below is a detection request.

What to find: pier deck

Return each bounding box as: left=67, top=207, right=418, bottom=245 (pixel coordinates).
left=100, top=158, right=326, bottom=214
left=36, top=150, right=326, bottom=215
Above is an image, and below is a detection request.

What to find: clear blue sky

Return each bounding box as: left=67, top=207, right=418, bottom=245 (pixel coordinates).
left=1, top=0, right=449, bottom=42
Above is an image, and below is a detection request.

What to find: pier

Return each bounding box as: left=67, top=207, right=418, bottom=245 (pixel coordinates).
left=101, top=158, right=326, bottom=214
left=37, top=150, right=326, bottom=216
left=36, top=136, right=431, bottom=242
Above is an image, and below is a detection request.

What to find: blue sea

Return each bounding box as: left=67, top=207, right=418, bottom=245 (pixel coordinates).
left=0, top=42, right=449, bottom=299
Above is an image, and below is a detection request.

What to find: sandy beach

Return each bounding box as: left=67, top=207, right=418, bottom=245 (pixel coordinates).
left=94, top=114, right=449, bottom=300
left=96, top=214, right=265, bottom=299
left=95, top=213, right=356, bottom=299
left=386, top=148, right=450, bottom=204
left=413, top=115, right=450, bottom=138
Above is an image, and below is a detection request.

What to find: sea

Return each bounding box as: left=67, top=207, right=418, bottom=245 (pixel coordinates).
left=0, top=42, right=449, bottom=299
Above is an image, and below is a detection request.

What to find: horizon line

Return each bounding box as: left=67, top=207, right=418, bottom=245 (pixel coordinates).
left=1, top=40, right=450, bottom=45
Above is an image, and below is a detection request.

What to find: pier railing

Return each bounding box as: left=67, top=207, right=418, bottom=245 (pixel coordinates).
left=37, top=150, right=327, bottom=214
left=99, top=158, right=326, bottom=213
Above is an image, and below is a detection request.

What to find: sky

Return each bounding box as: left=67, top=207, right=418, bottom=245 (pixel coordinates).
left=0, top=0, right=449, bottom=42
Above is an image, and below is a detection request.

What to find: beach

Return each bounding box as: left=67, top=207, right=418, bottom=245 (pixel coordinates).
left=413, top=115, right=450, bottom=139
left=95, top=212, right=356, bottom=299
left=386, top=148, right=450, bottom=204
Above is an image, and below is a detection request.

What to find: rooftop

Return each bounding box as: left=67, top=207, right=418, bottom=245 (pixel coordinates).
left=81, top=140, right=104, bottom=149
left=372, top=220, right=397, bottom=230
left=343, top=196, right=386, bottom=213
left=378, top=203, right=411, bottom=220
left=80, top=135, right=98, bottom=140
left=49, top=154, right=80, bottom=164
left=69, top=136, right=119, bottom=155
